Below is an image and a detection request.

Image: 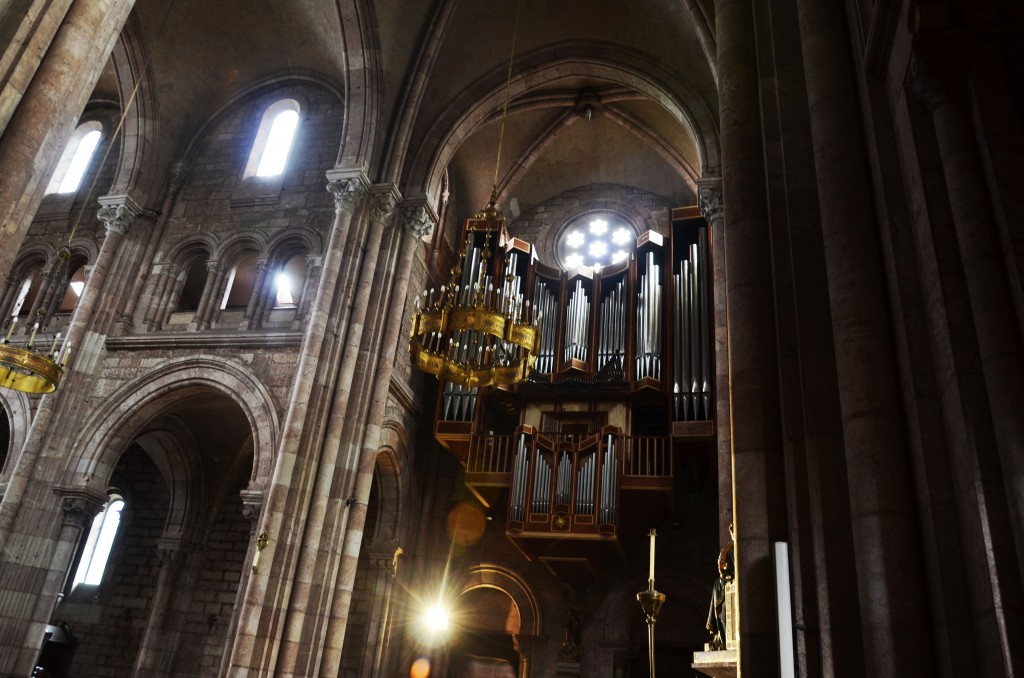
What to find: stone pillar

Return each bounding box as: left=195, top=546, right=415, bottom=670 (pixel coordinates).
left=714, top=0, right=788, bottom=669
left=119, top=162, right=190, bottom=333
left=132, top=544, right=186, bottom=676
left=292, top=253, right=322, bottom=329
left=240, top=258, right=270, bottom=330
left=191, top=260, right=225, bottom=330
left=5, top=488, right=106, bottom=676
left=908, top=56, right=1024, bottom=589
left=0, top=0, right=136, bottom=275
left=698, top=180, right=732, bottom=541
left=794, top=2, right=936, bottom=674
left=224, top=169, right=369, bottom=676
left=157, top=268, right=186, bottom=328
left=324, top=200, right=433, bottom=668
left=285, top=183, right=398, bottom=676
left=354, top=543, right=401, bottom=676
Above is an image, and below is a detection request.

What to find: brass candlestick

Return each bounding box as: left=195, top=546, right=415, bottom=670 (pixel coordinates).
left=637, top=579, right=666, bottom=676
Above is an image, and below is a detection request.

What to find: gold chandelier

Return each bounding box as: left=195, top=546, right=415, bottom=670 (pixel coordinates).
left=409, top=0, right=539, bottom=388
left=0, top=309, right=67, bottom=394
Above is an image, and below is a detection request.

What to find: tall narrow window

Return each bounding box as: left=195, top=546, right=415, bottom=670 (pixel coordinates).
left=274, top=253, right=307, bottom=308
left=72, top=494, right=124, bottom=588
left=58, top=265, right=87, bottom=313
left=244, top=99, right=300, bottom=179
left=46, top=122, right=103, bottom=195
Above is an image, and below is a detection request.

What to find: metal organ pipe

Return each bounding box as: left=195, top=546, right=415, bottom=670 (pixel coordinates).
left=599, top=281, right=625, bottom=370
left=636, top=252, right=662, bottom=380
left=510, top=433, right=528, bottom=522
left=533, top=279, right=557, bottom=374
left=671, top=228, right=712, bottom=421
left=600, top=433, right=617, bottom=524
left=564, top=279, right=590, bottom=362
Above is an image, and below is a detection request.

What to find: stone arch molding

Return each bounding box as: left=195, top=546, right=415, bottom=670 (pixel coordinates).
left=0, top=390, right=32, bottom=481
left=405, top=42, right=720, bottom=204
left=64, top=355, right=280, bottom=496
left=460, top=564, right=542, bottom=637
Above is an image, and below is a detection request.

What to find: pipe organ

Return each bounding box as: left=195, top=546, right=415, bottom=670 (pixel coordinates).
left=426, top=206, right=714, bottom=590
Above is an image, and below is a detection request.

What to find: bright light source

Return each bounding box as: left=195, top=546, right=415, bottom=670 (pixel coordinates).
left=58, top=130, right=101, bottom=194
left=423, top=603, right=449, bottom=633
left=275, top=272, right=294, bottom=305
left=588, top=241, right=608, bottom=259
left=69, top=281, right=85, bottom=296
left=565, top=253, right=584, bottom=269
left=566, top=230, right=585, bottom=248
left=612, top=228, right=632, bottom=245
left=612, top=250, right=629, bottom=263
left=589, top=219, right=608, bottom=235
left=256, top=110, right=299, bottom=177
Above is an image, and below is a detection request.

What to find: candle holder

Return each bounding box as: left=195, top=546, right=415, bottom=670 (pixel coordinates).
left=636, top=578, right=666, bottom=677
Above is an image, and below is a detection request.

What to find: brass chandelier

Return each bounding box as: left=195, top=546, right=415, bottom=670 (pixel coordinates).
left=409, top=0, right=540, bottom=388
left=0, top=307, right=67, bottom=394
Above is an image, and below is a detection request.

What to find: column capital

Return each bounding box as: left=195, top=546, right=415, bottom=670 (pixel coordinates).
left=364, top=543, right=403, bottom=576
left=53, top=486, right=107, bottom=529
left=402, top=198, right=437, bottom=239
left=240, top=489, right=264, bottom=529
left=96, top=195, right=142, bottom=235
left=369, top=184, right=402, bottom=225
left=325, top=169, right=370, bottom=212
left=697, top=178, right=724, bottom=223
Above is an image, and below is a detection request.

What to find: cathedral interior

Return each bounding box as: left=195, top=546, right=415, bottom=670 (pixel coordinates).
left=0, top=0, right=1022, bottom=676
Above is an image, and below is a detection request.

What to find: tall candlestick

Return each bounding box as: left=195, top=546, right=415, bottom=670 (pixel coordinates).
left=5, top=318, right=16, bottom=341
left=28, top=322, right=39, bottom=347
left=49, top=332, right=62, bottom=356
left=649, top=529, right=656, bottom=581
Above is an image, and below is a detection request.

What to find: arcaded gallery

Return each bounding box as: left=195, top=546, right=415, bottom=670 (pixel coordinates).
left=0, top=0, right=1021, bottom=676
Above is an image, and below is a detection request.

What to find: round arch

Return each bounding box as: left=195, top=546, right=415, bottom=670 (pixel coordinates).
left=404, top=42, right=720, bottom=205
left=459, top=565, right=542, bottom=637
left=0, top=390, right=32, bottom=481
left=63, top=355, right=280, bottom=496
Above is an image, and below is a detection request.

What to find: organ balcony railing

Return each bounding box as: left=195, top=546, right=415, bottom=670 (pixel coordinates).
left=464, top=426, right=673, bottom=537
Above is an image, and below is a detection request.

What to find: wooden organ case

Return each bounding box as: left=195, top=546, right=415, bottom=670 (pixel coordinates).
left=427, top=207, right=715, bottom=591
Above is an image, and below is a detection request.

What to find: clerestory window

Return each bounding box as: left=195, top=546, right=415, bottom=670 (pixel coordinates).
left=557, top=213, right=638, bottom=271
left=244, top=99, right=300, bottom=179
left=46, top=122, right=103, bottom=195
left=72, top=494, right=124, bottom=588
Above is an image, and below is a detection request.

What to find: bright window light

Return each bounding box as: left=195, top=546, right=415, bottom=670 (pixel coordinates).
left=612, top=228, right=633, bottom=245
left=255, top=110, right=299, bottom=177
left=275, top=272, right=293, bottom=305
left=612, top=250, right=629, bottom=263
left=566, top=230, right=585, bottom=248
left=565, top=253, right=584, bottom=269
left=57, top=130, right=101, bottom=194
left=69, top=281, right=85, bottom=296
left=589, top=241, right=608, bottom=259
left=72, top=497, right=124, bottom=588
left=588, top=219, right=608, bottom=235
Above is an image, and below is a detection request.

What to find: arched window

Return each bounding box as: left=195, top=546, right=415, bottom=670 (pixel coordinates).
left=176, top=257, right=209, bottom=312
left=220, top=253, right=259, bottom=309
left=57, top=265, right=87, bottom=313
left=46, top=121, right=103, bottom=195
left=244, top=99, right=300, bottom=179
left=72, top=494, right=124, bottom=588
left=273, top=253, right=307, bottom=308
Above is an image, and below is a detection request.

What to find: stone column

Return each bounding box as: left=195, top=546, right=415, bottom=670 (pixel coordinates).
left=323, top=201, right=433, bottom=668
left=6, top=488, right=106, bottom=675
left=240, top=258, right=270, bottom=330
left=118, top=162, right=190, bottom=334
left=909, top=55, right=1024, bottom=586
left=224, top=170, right=368, bottom=676
left=132, top=544, right=186, bottom=676
left=355, top=543, right=401, bottom=676
left=293, top=253, right=322, bottom=329
left=698, top=180, right=732, bottom=541
left=285, top=183, right=398, bottom=676
left=0, top=197, right=137, bottom=546
left=191, top=260, right=225, bottom=331
left=795, top=2, right=936, bottom=674
left=157, top=268, right=186, bottom=328
left=0, top=0, right=136, bottom=275
left=714, top=0, right=788, bottom=669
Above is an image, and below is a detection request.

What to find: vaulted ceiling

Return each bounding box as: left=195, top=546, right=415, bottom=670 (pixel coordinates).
left=103, top=0, right=717, bottom=222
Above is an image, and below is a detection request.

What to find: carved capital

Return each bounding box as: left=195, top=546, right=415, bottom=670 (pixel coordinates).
left=54, top=487, right=107, bottom=529
left=167, top=162, right=191, bottom=191
left=402, top=202, right=435, bottom=239
left=326, top=170, right=370, bottom=213
left=97, top=202, right=140, bottom=235
left=698, top=182, right=724, bottom=224
left=370, top=185, right=401, bottom=225
left=240, top=489, right=264, bottom=529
